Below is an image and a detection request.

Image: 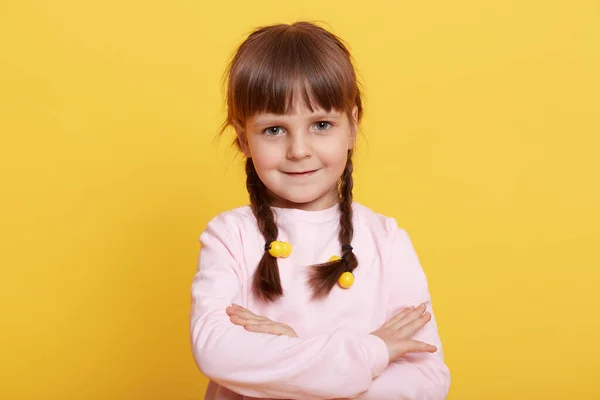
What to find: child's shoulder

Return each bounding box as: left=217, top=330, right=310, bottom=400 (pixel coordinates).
left=203, top=204, right=256, bottom=233
left=353, top=202, right=401, bottom=237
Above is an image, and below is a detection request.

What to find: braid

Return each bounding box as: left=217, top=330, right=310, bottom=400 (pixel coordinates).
left=338, top=151, right=355, bottom=247
left=308, top=151, right=358, bottom=298
left=246, top=158, right=284, bottom=302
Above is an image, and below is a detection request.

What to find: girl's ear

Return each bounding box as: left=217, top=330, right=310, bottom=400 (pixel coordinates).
left=233, top=120, right=251, bottom=157
left=349, top=106, right=359, bottom=149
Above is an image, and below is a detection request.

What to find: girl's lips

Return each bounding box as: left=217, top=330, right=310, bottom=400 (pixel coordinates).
left=283, top=169, right=319, bottom=176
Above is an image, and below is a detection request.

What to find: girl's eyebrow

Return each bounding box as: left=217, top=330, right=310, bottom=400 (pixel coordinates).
left=310, top=111, right=342, bottom=120
left=250, top=119, right=287, bottom=131
left=252, top=111, right=342, bottom=127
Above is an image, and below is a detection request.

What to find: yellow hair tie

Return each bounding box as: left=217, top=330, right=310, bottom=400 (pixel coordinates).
left=265, top=240, right=292, bottom=258
left=330, top=244, right=355, bottom=289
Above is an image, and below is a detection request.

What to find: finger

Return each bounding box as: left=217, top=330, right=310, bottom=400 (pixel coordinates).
left=232, top=304, right=258, bottom=317
left=396, top=311, right=432, bottom=339
left=225, top=306, right=238, bottom=316
left=229, top=314, right=250, bottom=326
left=244, top=322, right=288, bottom=336
left=383, top=306, right=415, bottom=328
left=230, top=314, right=273, bottom=330
left=227, top=306, right=252, bottom=320
left=232, top=303, right=247, bottom=311
left=229, top=305, right=268, bottom=322
left=391, top=303, right=428, bottom=330
left=236, top=305, right=268, bottom=321
left=398, top=340, right=437, bottom=354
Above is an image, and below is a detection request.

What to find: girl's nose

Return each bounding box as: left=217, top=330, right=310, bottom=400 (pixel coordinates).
left=286, top=133, right=311, bottom=160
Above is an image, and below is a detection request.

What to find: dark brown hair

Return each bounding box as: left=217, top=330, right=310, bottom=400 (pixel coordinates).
left=219, top=21, right=363, bottom=302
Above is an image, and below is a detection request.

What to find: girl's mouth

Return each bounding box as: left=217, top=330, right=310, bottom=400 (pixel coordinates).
left=283, top=169, right=319, bottom=176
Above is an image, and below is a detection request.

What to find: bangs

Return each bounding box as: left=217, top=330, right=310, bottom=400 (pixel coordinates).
left=227, top=24, right=358, bottom=123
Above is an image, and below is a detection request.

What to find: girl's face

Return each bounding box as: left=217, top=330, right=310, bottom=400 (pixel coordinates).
left=236, top=100, right=358, bottom=211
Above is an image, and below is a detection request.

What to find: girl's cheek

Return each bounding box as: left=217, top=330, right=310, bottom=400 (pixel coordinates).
left=322, top=141, right=351, bottom=163
left=251, top=142, right=281, bottom=164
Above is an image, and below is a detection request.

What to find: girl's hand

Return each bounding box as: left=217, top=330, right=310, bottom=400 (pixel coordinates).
left=226, top=304, right=298, bottom=337
left=371, top=303, right=438, bottom=361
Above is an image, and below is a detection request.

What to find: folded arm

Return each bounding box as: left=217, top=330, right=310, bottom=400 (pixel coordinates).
left=355, top=228, right=450, bottom=399
left=190, top=215, right=390, bottom=399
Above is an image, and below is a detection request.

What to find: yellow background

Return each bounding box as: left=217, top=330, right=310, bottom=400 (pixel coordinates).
left=1, top=1, right=599, bottom=399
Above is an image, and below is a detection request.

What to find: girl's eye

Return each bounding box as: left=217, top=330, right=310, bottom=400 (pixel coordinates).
left=263, top=126, right=284, bottom=136
left=314, top=121, right=332, bottom=131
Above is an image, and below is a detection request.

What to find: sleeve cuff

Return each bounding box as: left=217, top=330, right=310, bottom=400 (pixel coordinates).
left=360, top=334, right=390, bottom=378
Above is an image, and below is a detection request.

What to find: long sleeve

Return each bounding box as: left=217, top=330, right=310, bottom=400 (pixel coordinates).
left=189, top=214, right=390, bottom=400
left=355, top=228, right=450, bottom=400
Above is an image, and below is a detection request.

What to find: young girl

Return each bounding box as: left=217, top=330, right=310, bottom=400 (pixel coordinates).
left=190, top=21, right=450, bottom=400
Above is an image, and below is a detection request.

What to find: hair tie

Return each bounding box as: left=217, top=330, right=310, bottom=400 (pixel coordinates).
left=341, top=244, right=353, bottom=258
left=327, top=244, right=355, bottom=289
left=264, top=240, right=274, bottom=252
left=338, top=244, right=355, bottom=289
left=265, top=240, right=292, bottom=258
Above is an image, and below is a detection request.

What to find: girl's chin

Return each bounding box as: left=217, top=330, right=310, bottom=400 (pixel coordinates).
left=269, top=191, right=338, bottom=210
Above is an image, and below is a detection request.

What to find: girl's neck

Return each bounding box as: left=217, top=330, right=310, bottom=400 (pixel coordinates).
left=268, top=187, right=340, bottom=211
left=271, top=201, right=342, bottom=223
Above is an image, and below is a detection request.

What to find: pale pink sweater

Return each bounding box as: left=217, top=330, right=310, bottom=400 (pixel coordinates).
left=190, top=202, right=450, bottom=399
